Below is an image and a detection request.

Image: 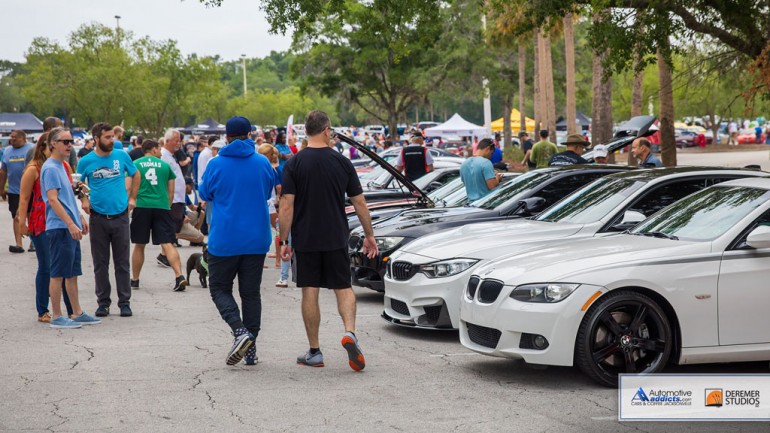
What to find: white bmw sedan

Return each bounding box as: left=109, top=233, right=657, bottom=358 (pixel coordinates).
left=459, top=178, right=770, bottom=386
left=383, top=168, right=765, bottom=330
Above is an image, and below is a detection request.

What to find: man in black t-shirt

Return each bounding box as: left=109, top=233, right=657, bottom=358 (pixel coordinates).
left=549, top=133, right=589, bottom=166
left=279, top=110, right=378, bottom=371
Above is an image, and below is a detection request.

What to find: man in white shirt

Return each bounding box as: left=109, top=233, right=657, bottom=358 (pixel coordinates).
left=158, top=129, right=188, bottom=267
left=197, top=136, right=214, bottom=186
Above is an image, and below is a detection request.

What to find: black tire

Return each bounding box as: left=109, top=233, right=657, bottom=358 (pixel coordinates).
left=575, top=290, right=673, bottom=387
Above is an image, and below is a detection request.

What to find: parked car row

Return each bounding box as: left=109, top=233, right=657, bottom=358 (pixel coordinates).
left=338, top=116, right=770, bottom=387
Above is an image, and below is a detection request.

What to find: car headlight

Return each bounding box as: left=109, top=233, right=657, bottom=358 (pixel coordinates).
left=510, top=283, right=580, bottom=303
left=419, top=259, right=479, bottom=278
left=376, top=236, right=405, bottom=251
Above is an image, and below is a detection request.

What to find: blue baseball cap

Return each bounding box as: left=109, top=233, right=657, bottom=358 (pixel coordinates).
left=226, top=116, right=252, bottom=136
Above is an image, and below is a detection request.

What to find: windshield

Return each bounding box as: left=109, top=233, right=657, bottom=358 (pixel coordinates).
left=470, top=171, right=552, bottom=210
left=537, top=178, right=645, bottom=224
left=427, top=177, right=464, bottom=202
left=631, top=186, right=770, bottom=241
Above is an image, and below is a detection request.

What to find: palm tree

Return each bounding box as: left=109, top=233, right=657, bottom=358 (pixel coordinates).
left=591, top=11, right=613, bottom=148
left=657, top=44, right=676, bottom=167
left=564, top=13, right=577, bottom=135
left=519, top=41, right=526, bottom=136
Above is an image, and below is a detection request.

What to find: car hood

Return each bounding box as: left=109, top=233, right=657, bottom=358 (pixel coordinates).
left=476, top=234, right=709, bottom=284
left=400, top=219, right=584, bottom=260
left=363, top=206, right=489, bottom=235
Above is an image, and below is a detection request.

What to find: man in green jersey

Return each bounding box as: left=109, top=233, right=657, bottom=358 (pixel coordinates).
left=530, top=130, right=558, bottom=169
left=129, top=140, right=188, bottom=291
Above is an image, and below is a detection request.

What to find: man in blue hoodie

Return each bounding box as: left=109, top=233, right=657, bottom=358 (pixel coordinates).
left=199, top=116, right=277, bottom=367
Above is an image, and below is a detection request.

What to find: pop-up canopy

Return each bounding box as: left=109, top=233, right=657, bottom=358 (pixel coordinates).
left=180, top=117, right=226, bottom=135
left=0, top=113, right=44, bottom=133
left=424, top=113, right=488, bottom=137
left=490, top=108, right=536, bottom=133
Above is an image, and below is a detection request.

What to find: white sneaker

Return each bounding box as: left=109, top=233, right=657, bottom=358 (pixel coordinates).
left=275, top=279, right=288, bottom=288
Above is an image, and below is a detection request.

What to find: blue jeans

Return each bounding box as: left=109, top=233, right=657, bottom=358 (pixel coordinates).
left=280, top=235, right=291, bottom=281
left=208, top=253, right=265, bottom=337
left=30, top=232, right=73, bottom=317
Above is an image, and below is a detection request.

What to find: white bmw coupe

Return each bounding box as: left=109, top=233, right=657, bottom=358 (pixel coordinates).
left=459, top=178, right=770, bottom=386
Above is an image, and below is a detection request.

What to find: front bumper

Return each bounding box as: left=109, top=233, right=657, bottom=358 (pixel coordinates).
left=382, top=256, right=476, bottom=329
left=459, top=280, right=606, bottom=367
left=350, top=250, right=389, bottom=292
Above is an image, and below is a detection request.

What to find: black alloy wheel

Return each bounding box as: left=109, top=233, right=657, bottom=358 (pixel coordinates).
left=575, top=290, right=672, bottom=387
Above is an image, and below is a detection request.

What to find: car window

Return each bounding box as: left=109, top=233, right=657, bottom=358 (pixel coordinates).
left=537, top=178, right=645, bottom=224
left=632, top=186, right=770, bottom=241
left=471, top=171, right=552, bottom=210
left=534, top=173, right=610, bottom=211
left=729, top=209, right=770, bottom=250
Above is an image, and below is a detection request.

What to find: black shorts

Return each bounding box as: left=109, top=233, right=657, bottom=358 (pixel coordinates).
left=130, top=207, right=176, bottom=245
left=170, top=202, right=185, bottom=233
left=295, top=248, right=351, bottom=289
left=7, top=193, right=19, bottom=217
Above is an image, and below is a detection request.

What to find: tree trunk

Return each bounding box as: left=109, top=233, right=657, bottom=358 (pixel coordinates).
left=543, top=31, right=557, bottom=141
left=533, top=32, right=542, bottom=135
left=591, top=51, right=613, bottom=145
left=503, top=92, right=513, bottom=150
left=518, top=41, right=526, bottom=137
left=564, top=14, right=577, bottom=135
left=657, top=46, right=677, bottom=167
left=628, top=51, right=644, bottom=166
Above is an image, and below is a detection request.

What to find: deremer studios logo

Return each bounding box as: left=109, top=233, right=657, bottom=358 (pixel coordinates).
left=706, top=388, right=760, bottom=408
left=631, top=387, right=693, bottom=406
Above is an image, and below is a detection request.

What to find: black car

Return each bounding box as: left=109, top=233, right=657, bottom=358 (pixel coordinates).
left=358, top=166, right=461, bottom=204
left=349, top=164, right=633, bottom=291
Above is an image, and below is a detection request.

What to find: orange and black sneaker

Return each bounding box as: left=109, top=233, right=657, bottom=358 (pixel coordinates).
left=341, top=332, right=365, bottom=371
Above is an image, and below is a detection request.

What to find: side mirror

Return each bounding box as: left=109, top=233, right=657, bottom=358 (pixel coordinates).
left=746, top=225, right=770, bottom=249
left=612, top=210, right=646, bottom=231
left=516, top=197, right=546, bottom=216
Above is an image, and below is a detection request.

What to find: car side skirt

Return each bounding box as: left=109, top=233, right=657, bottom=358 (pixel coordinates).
left=679, top=343, right=770, bottom=365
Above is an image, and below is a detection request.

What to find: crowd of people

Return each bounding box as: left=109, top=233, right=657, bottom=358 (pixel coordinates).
left=0, top=111, right=380, bottom=372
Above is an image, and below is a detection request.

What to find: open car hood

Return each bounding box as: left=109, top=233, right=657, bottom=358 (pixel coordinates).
left=583, top=115, right=658, bottom=161
left=334, top=132, right=434, bottom=208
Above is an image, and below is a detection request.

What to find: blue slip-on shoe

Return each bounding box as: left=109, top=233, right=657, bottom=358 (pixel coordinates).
left=296, top=350, right=325, bottom=367
left=71, top=312, right=101, bottom=326
left=341, top=332, right=365, bottom=371
left=226, top=332, right=254, bottom=366
left=50, top=316, right=82, bottom=329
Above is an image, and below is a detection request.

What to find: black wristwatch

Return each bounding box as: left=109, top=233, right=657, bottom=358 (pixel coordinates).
left=280, top=240, right=289, bottom=246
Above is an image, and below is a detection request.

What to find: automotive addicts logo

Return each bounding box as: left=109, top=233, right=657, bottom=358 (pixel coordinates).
left=631, top=387, right=693, bottom=406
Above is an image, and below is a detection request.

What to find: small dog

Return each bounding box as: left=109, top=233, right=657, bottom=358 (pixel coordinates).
left=186, top=245, right=208, bottom=288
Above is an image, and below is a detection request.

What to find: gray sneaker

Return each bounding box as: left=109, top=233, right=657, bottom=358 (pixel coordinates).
left=226, top=332, right=254, bottom=366
left=71, top=312, right=101, bottom=326
left=296, top=350, right=324, bottom=367
left=341, top=332, right=365, bottom=371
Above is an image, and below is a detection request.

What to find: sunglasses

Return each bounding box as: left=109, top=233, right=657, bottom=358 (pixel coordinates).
left=56, top=139, right=75, bottom=145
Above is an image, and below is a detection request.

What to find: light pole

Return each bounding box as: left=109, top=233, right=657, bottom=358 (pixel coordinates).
left=115, top=15, right=121, bottom=30
left=241, top=54, right=248, bottom=96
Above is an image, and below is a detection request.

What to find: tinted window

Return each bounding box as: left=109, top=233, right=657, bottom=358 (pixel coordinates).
left=627, top=180, right=706, bottom=218
left=632, top=186, right=770, bottom=241
left=537, top=178, right=645, bottom=224
left=471, top=171, right=552, bottom=210
left=535, top=173, right=610, bottom=209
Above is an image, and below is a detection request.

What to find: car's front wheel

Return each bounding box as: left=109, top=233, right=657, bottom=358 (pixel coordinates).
left=575, top=290, right=673, bottom=387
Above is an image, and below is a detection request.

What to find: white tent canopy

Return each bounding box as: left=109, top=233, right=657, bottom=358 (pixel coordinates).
left=424, top=113, right=488, bottom=138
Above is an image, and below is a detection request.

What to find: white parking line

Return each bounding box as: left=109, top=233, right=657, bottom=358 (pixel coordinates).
left=590, top=416, right=617, bottom=420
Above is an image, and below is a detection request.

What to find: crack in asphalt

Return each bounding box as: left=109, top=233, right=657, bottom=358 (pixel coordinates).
left=44, top=398, right=69, bottom=432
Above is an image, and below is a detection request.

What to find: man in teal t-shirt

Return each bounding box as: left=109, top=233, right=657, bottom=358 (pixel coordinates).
left=460, top=138, right=503, bottom=202
left=129, top=139, right=187, bottom=291
left=77, top=122, right=139, bottom=318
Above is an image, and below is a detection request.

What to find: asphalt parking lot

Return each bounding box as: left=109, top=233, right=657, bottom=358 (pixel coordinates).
left=1, top=177, right=770, bottom=431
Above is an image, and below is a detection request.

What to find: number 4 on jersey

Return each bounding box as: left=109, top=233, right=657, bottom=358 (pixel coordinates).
left=145, top=167, right=158, bottom=185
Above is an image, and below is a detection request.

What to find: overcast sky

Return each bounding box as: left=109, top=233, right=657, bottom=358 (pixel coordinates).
left=0, top=0, right=294, bottom=63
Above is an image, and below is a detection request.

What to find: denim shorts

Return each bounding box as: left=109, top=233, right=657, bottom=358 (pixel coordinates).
left=47, top=228, right=82, bottom=278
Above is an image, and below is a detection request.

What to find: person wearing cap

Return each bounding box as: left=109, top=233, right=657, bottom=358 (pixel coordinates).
left=549, top=133, right=590, bottom=166
left=631, top=137, right=662, bottom=167
left=592, top=144, right=609, bottom=164
left=394, top=130, right=434, bottom=181
left=460, top=138, right=504, bottom=202
left=199, top=115, right=277, bottom=367
left=530, top=130, right=558, bottom=169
